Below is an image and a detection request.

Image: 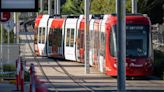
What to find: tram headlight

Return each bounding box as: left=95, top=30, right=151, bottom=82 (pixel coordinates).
left=114, top=63, right=117, bottom=68
left=114, top=62, right=128, bottom=68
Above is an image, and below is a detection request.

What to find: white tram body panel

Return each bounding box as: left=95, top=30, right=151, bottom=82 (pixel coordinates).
left=37, top=15, right=49, bottom=56
left=89, top=19, right=95, bottom=66
left=64, top=18, right=79, bottom=61
left=98, top=15, right=109, bottom=72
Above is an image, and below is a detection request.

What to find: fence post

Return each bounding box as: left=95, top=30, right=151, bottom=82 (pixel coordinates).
left=21, top=59, right=24, bottom=92
left=16, top=58, right=19, bottom=90
left=30, top=63, right=36, bottom=92
left=30, top=64, right=32, bottom=92
left=16, top=57, right=21, bottom=91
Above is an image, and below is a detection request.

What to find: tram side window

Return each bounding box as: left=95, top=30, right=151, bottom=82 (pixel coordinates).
left=70, top=29, right=75, bottom=47
left=34, top=29, right=38, bottom=43
left=53, top=29, right=57, bottom=47
left=57, top=29, right=62, bottom=47
left=42, top=28, right=45, bottom=44
left=90, top=31, right=94, bottom=49
left=94, top=31, right=99, bottom=49
left=53, top=28, right=62, bottom=47
left=100, top=32, right=106, bottom=56
left=48, top=28, right=53, bottom=46
left=38, top=28, right=42, bottom=43
left=110, top=30, right=115, bottom=57
left=66, top=29, right=70, bottom=46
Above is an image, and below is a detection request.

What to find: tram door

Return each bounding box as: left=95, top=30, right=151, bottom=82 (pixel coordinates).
left=89, top=19, right=95, bottom=66
left=37, top=27, right=47, bottom=56
left=64, top=19, right=78, bottom=61
left=47, top=28, right=53, bottom=56
left=37, top=15, right=49, bottom=56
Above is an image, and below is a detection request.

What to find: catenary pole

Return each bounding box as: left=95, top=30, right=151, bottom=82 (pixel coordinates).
left=56, top=0, right=60, bottom=15
left=54, top=0, right=57, bottom=14
left=48, top=0, right=52, bottom=15
left=132, top=0, right=137, bottom=13
left=84, top=0, right=90, bottom=74
left=14, top=13, right=17, bottom=43
left=7, top=27, right=10, bottom=64
left=117, top=0, right=126, bottom=91
left=40, top=0, right=44, bottom=13
left=0, top=24, right=3, bottom=76
left=16, top=13, right=19, bottom=44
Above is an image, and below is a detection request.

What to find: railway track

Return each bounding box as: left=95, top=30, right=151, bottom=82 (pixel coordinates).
left=19, top=20, right=164, bottom=92
left=23, top=21, right=95, bottom=92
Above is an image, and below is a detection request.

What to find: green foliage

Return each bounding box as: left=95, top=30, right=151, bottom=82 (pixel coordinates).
left=90, top=0, right=115, bottom=14
left=3, top=64, right=16, bottom=72
left=0, top=64, right=30, bottom=81
left=138, top=0, right=163, bottom=13
left=138, top=0, right=164, bottom=24
left=153, top=50, right=164, bottom=79
left=61, top=0, right=163, bottom=24
left=0, top=29, right=15, bottom=43
left=61, top=0, right=132, bottom=14
left=126, top=0, right=132, bottom=13
left=61, top=0, right=84, bottom=15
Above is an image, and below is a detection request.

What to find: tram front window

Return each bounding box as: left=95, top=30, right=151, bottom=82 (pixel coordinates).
left=126, top=39, right=146, bottom=56
left=126, top=25, right=149, bottom=57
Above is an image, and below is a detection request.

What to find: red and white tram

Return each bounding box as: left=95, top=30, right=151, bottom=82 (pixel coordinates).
left=34, top=15, right=49, bottom=56
left=34, top=14, right=153, bottom=76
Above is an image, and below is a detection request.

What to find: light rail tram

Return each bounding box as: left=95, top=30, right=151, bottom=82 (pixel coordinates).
left=34, top=14, right=153, bottom=76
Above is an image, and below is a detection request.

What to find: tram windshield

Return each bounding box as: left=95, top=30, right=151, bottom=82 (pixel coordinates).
left=126, top=25, right=149, bottom=57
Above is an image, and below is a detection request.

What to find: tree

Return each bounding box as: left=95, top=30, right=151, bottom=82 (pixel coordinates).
left=61, top=0, right=132, bottom=14
left=61, top=0, right=84, bottom=15
left=90, top=0, right=132, bottom=14
left=61, top=0, right=163, bottom=24
left=138, top=0, right=164, bottom=24
left=90, top=0, right=115, bottom=14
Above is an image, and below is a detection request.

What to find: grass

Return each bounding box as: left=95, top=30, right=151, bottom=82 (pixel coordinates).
left=0, top=64, right=30, bottom=81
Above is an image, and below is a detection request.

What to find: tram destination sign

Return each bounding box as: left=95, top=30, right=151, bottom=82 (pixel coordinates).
left=0, top=0, right=38, bottom=12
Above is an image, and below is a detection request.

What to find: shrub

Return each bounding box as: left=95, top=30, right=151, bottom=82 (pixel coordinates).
left=3, top=64, right=16, bottom=72
left=153, top=50, right=164, bottom=79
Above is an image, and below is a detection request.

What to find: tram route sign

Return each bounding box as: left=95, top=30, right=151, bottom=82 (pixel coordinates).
left=0, top=12, right=10, bottom=22
left=0, top=0, right=38, bottom=12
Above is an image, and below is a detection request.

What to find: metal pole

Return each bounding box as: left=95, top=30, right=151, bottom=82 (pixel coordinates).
left=132, top=0, right=137, bottom=14
left=40, top=0, right=44, bottom=13
left=48, top=0, right=52, bottom=15
left=7, top=29, right=10, bottom=64
left=16, top=14, right=19, bottom=44
left=14, top=13, right=17, bottom=43
left=84, top=0, right=90, bottom=74
left=54, top=0, right=57, bottom=14
left=115, top=0, right=118, bottom=14
left=117, top=0, right=126, bottom=91
left=0, top=24, right=3, bottom=76
left=57, top=0, right=60, bottom=15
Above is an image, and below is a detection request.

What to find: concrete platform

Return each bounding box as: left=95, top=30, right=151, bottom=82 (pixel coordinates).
left=25, top=57, right=164, bottom=92
left=0, top=81, right=29, bottom=92
left=0, top=82, right=16, bottom=92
